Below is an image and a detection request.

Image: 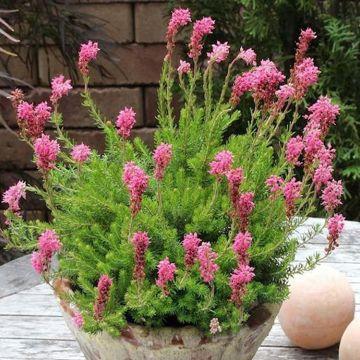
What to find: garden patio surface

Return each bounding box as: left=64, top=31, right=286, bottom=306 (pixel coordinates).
left=0, top=218, right=359, bottom=359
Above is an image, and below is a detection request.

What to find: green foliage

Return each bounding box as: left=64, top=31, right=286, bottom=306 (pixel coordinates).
left=169, top=0, right=360, bottom=220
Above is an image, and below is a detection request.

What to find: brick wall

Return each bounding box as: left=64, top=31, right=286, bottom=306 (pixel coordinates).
left=0, top=0, right=170, bottom=225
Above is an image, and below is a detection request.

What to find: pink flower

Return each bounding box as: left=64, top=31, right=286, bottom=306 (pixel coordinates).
left=283, top=178, right=302, bottom=217
left=293, top=57, right=320, bottom=100
left=73, top=312, right=84, bottom=329
left=207, top=41, right=230, bottom=63
left=10, top=88, right=24, bottom=108
left=237, top=47, right=256, bottom=66
left=166, top=8, right=191, bottom=54
left=321, top=180, right=343, bottom=212
left=188, top=17, right=215, bottom=60
left=295, top=28, right=317, bottom=64
left=232, top=231, right=252, bottom=264
left=122, top=161, right=149, bottom=217
left=209, top=318, right=222, bottom=335
left=265, top=175, right=284, bottom=194
left=31, top=252, right=43, bottom=274
left=71, top=143, right=91, bottom=163
left=116, top=107, right=136, bottom=140
left=313, top=164, right=333, bottom=192
left=31, top=229, right=62, bottom=274
left=251, top=60, right=285, bottom=106
left=177, top=60, right=191, bottom=74
left=34, top=134, right=60, bottom=171
left=153, top=143, right=172, bottom=181
left=229, top=264, right=255, bottom=306
left=182, top=233, right=201, bottom=268
left=156, top=257, right=176, bottom=295
left=2, top=181, right=26, bottom=213
left=197, top=242, right=219, bottom=283
left=209, top=150, right=234, bottom=176
left=78, top=41, right=100, bottom=76
left=303, top=127, right=323, bottom=168
left=275, top=84, right=295, bottom=110
left=50, top=75, right=72, bottom=104
left=226, top=167, right=244, bottom=208
left=326, top=214, right=345, bottom=254
left=17, top=101, right=52, bottom=139
left=305, top=96, right=340, bottom=136
left=93, top=275, right=112, bottom=321
left=230, top=72, right=254, bottom=106
left=286, top=136, right=304, bottom=166
left=38, top=229, right=62, bottom=256
left=236, top=192, right=255, bottom=231
left=317, top=143, right=336, bottom=167
left=132, top=232, right=150, bottom=281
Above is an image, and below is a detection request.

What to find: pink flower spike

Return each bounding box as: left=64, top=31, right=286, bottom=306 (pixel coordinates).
left=210, top=318, right=222, bottom=335
left=275, top=84, right=295, bottom=110
left=132, top=231, right=150, bottom=281
left=207, top=41, right=230, bottom=63
left=237, top=47, right=256, bottom=66
left=38, top=229, right=62, bottom=257
left=230, top=72, right=254, bottom=106
left=2, top=181, right=26, bottom=213
left=116, top=107, right=136, bottom=140
left=236, top=192, right=255, bottom=231
left=197, top=242, right=219, bottom=283
left=303, top=127, right=323, bottom=168
left=50, top=75, right=72, bottom=104
left=166, top=8, right=191, bottom=54
left=182, top=233, right=201, bottom=268
left=34, top=134, right=60, bottom=171
left=10, top=88, right=24, bottom=108
left=177, top=60, right=191, bottom=74
left=265, top=175, right=284, bottom=194
left=283, top=178, right=302, bottom=217
left=209, top=150, right=234, bottom=177
left=93, top=275, right=112, bottom=321
left=305, top=96, right=340, bottom=136
left=229, top=264, right=255, bottom=306
left=31, top=251, right=44, bottom=274
left=188, top=17, right=215, bottom=60
left=71, top=143, right=91, bottom=163
left=295, top=28, right=317, bottom=64
left=313, top=164, right=333, bottom=192
left=153, top=143, right=173, bottom=181
left=73, top=312, right=84, bottom=329
left=326, top=214, right=345, bottom=254
left=78, top=41, right=100, bottom=76
left=321, top=179, right=343, bottom=212
left=226, top=167, right=244, bottom=208
left=233, top=231, right=252, bottom=264
left=156, top=257, right=176, bottom=295
left=286, top=136, right=304, bottom=166
left=293, top=57, right=320, bottom=100
left=122, top=161, right=149, bottom=217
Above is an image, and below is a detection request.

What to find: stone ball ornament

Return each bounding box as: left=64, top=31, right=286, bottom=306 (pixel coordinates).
left=339, top=319, right=360, bottom=360
left=278, top=265, right=355, bottom=350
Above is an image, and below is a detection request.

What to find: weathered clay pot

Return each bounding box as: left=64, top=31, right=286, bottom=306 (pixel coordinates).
left=58, top=299, right=279, bottom=360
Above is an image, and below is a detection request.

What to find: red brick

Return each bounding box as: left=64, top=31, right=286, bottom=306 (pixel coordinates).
left=70, top=3, right=133, bottom=43
left=135, top=3, right=168, bottom=43
left=0, top=87, right=144, bottom=128
left=38, top=44, right=166, bottom=86
left=131, top=127, right=156, bottom=148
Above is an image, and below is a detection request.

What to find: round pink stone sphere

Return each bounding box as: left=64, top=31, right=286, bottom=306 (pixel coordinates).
left=278, top=265, right=355, bottom=349
left=339, top=319, right=360, bottom=360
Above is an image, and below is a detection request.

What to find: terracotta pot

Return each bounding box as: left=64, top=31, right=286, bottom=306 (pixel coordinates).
left=58, top=299, right=279, bottom=360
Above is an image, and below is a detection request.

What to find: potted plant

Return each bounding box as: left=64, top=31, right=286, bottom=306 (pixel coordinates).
left=1, top=8, right=345, bottom=360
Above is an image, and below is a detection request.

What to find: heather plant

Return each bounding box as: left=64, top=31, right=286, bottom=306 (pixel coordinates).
left=1, top=9, right=345, bottom=337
